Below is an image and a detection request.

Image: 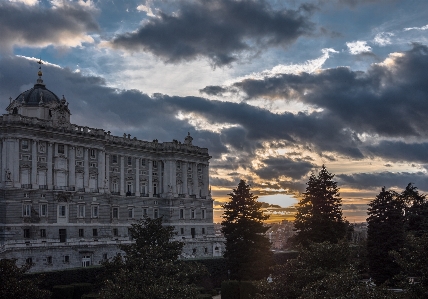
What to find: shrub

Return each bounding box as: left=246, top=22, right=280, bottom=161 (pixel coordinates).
left=52, top=285, right=74, bottom=299
left=71, top=283, right=93, bottom=299
left=240, top=281, right=258, bottom=299
left=222, top=280, right=240, bottom=299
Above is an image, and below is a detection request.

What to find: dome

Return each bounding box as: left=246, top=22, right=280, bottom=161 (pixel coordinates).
left=15, top=82, right=61, bottom=106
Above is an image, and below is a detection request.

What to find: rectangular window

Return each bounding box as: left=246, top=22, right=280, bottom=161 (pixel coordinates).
left=202, top=228, right=206, bottom=234
left=78, top=205, right=85, bottom=218
left=154, top=209, right=159, bottom=219
left=152, top=161, right=157, bottom=168
left=103, top=253, right=108, bottom=260
left=180, top=228, right=184, bottom=235
left=191, top=228, right=195, bottom=238
left=79, top=228, right=84, bottom=238
left=76, top=160, right=83, bottom=166
left=92, top=206, right=99, bottom=218
left=127, top=157, right=132, bottom=165
left=204, top=247, right=208, bottom=253
left=202, top=209, right=206, bottom=219
left=40, top=204, right=47, bottom=217
left=153, top=200, right=158, bottom=205
left=38, top=156, right=46, bottom=162
left=24, top=228, right=31, bottom=238
left=24, top=193, right=29, bottom=198
left=41, top=194, right=46, bottom=198
left=113, top=228, right=118, bottom=237
left=59, top=205, right=66, bottom=217
left=58, top=144, right=65, bottom=154
left=93, top=229, right=98, bottom=237
left=90, top=149, right=96, bottom=158
left=22, top=140, right=29, bottom=150
left=40, top=229, right=46, bottom=238
left=128, top=208, right=134, bottom=219
left=191, top=209, right=195, bottom=219
left=180, top=209, right=184, bottom=219
left=143, top=208, right=148, bottom=217
left=112, top=207, right=119, bottom=219
left=64, top=255, right=70, bottom=263
left=23, top=204, right=31, bottom=217
left=79, top=196, right=84, bottom=200
left=141, top=159, right=146, bottom=166
left=112, top=155, right=118, bottom=164
left=26, top=257, right=33, bottom=265
left=59, top=229, right=66, bottom=242
left=47, top=256, right=52, bottom=264
left=90, top=162, right=97, bottom=168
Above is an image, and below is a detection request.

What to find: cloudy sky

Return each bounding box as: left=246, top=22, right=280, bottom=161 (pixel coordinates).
left=1, top=0, right=428, bottom=222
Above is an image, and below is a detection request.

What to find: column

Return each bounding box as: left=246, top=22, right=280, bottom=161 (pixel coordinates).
left=47, top=143, right=53, bottom=189
left=98, top=149, right=105, bottom=193
left=192, top=162, right=198, bottom=198
left=171, top=160, right=177, bottom=196
left=84, top=148, right=90, bottom=191
left=148, top=160, right=153, bottom=197
left=105, top=154, right=110, bottom=192
left=120, top=156, right=125, bottom=196
left=69, top=146, right=75, bottom=188
left=13, top=139, right=19, bottom=187
left=135, top=158, right=140, bottom=196
left=182, top=161, right=188, bottom=197
left=203, top=163, right=209, bottom=197
left=31, top=140, right=38, bottom=188
left=1, top=139, right=6, bottom=183
left=162, top=160, right=168, bottom=195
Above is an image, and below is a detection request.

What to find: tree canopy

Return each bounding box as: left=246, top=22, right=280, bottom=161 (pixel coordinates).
left=221, top=179, right=273, bottom=281
left=99, top=217, right=205, bottom=299
left=291, top=165, right=348, bottom=246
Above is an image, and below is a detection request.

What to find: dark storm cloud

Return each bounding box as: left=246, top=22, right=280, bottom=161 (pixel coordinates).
left=209, top=44, right=428, bottom=139
left=337, top=171, right=428, bottom=190
left=254, top=157, right=314, bottom=180
left=366, top=141, right=428, bottom=163
left=0, top=2, right=99, bottom=51
left=109, top=0, right=315, bottom=66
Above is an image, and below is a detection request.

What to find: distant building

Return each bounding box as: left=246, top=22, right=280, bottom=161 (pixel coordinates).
left=0, top=67, right=223, bottom=272
left=266, top=220, right=296, bottom=250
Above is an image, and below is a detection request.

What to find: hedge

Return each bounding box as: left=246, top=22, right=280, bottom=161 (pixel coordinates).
left=52, top=285, right=75, bottom=299
left=221, top=280, right=240, bottom=299
left=240, top=281, right=258, bottom=299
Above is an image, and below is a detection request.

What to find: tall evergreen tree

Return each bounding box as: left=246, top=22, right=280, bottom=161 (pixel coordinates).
left=291, top=165, right=348, bottom=247
left=367, top=187, right=405, bottom=285
left=221, top=180, right=273, bottom=281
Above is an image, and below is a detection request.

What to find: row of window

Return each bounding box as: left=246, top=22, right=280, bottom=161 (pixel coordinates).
left=24, top=226, right=207, bottom=239
left=21, top=141, right=98, bottom=159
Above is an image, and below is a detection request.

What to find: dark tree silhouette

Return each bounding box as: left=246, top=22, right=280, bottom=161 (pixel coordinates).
left=291, top=165, right=348, bottom=247
left=401, top=183, right=428, bottom=236
left=100, top=217, right=205, bottom=299
left=367, top=187, right=405, bottom=285
left=221, top=179, right=273, bottom=280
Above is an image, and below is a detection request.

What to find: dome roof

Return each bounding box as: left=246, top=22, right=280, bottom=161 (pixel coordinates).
left=15, top=82, right=61, bottom=106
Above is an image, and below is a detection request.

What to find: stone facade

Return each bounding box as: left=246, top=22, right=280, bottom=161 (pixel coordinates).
left=0, top=70, right=223, bottom=272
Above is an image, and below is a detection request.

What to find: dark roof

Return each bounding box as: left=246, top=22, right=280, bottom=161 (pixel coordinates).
left=15, top=83, right=60, bottom=106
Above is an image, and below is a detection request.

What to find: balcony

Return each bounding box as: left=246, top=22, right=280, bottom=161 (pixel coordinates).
left=90, top=188, right=99, bottom=193
left=21, top=184, right=32, bottom=189
left=111, top=192, right=120, bottom=196
left=77, top=188, right=85, bottom=192
left=126, top=192, right=135, bottom=197
left=140, top=194, right=149, bottom=197
left=39, top=185, right=48, bottom=190
left=190, top=194, right=196, bottom=199
left=53, top=186, right=75, bottom=191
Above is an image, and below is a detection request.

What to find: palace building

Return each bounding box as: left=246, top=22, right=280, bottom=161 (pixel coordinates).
left=0, top=66, right=223, bottom=272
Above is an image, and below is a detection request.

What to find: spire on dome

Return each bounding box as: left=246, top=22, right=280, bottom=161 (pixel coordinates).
left=36, top=58, right=45, bottom=86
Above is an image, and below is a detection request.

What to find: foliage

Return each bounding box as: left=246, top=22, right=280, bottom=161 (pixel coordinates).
left=256, top=241, right=404, bottom=299
left=240, top=281, right=259, bottom=299
left=0, top=258, right=51, bottom=299
left=99, top=217, right=206, bottom=299
left=392, top=233, right=428, bottom=298
left=71, top=283, right=94, bottom=299
left=52, top=285, right=75, bottom=299
left=221, top=280, right=240, bottom=299
left=221, top=180, right=273, bottom=281
left=401, top=183, right=428, bottom=236
left=291, top=165, right=349, bottom=247
left=367, top=187, right=406, bottom=285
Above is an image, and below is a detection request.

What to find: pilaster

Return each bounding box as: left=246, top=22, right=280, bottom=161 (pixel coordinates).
left=84, top=148, right=89, bottom=191
left=69, top=146, right=75, bottom=188
left=182, top=161, right=188, bottom=197
left=135, top=158, right=140, bottom=196
left=31, top=140, right=38, bottom=188
left=120, top=156, right=125, bottom=196
left=193, top=162, right=199, bottom=197
left=98, top=149, right=105, bottom=193
left=148, top=160, right=153, bottom=197
left=47, top=143, right=53, bottom=189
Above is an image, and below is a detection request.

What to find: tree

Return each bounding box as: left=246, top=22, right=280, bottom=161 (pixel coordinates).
left=256, top=241, right=401, bottom=299
left=0, top=259, right=51, bottom=299
left=99, top=217, right=205, bottom=299
left=291, top=165, right=348, bottom=247
left=221, top=179, right=273, bottom=281
left=367, top=187, right=406, bottom=285
left=401, top=183, right=428, bottom=236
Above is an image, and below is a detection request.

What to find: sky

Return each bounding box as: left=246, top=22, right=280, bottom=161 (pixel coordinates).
left=1, top=0, right=428, bottom=223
